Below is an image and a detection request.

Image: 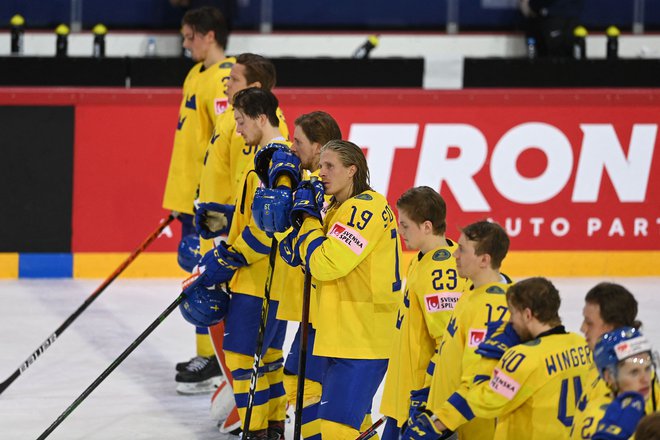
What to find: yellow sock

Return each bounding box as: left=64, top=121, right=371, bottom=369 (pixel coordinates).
left=196, top=331, right=215, bottom=357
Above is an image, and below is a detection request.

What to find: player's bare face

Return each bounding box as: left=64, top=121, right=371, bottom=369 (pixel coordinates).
left=292, top=125, right=320, bottom=171
left=453, top=233, right=480, bottom=279
left=234, top=109, right=261, bottom=146
left=613, top=353, right=654, bottom=399
left=181, top=25, right=208, bottom=62
left=580, top=302, right=615, bottom=350
left=226, top=64, right=252, bottom=102
left=398, top=210, right=424, bottom=251
left=318, top=149, right=354, bottom=203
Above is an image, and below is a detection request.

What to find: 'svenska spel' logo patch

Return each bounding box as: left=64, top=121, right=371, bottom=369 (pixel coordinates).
left=468, top=328, right=486, bottom=347
left=424, top=292, right=460, bottom=313
left=214, top=98, right=228, bottom=115
left=490, top=367, right=520, bottom=400
left=329, top=222, right=368, bottom=255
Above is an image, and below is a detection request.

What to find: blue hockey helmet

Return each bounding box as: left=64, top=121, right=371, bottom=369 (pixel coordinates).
left=179, top=285, right=229, bottom=327
left=594, top=326, right=653, bottom=377
left=177, top=233, right=201, bottom=273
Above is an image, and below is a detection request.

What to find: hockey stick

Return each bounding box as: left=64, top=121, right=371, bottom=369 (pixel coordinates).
left=293, top=177, right=320, bottom=440
left=293, top=267, right=312, bottom=440
left=0, top=214, right=176, bottom=395
left=293, top=268, right=312, bottom=440
left=36, top=292, right=185, bottom=439
left=242, top=237, right=278, bottom=438
left=354, top=415, right=386, bottom=440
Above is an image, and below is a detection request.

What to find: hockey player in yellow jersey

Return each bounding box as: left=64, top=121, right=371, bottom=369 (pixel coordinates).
left=379, top=186, right=467, bottom=439
left=571, top=283, right=658, bottom=440
left=161, top=6, right=235, bottom=394
left=193, top=54, right=287, bottom=435
left=405, top=277, right=592, bottom=440
left=163, top=7, right=233, bottom=217
left=280, top=139, right=402, bottom=439
left=276, top=111, right=342, bottom=440
left=413, top=220, right=511, bottom=440
left=181, top=88, right=293, bottom=440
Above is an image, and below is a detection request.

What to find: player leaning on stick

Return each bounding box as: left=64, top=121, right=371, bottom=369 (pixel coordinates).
left=279, top=139, right=403, bottom=439
left=180, top=87, right=293, bottom=440
left=379, top=186, right=468, bottom=439
left=404, top=277, right=592, bottom=440
left=409, top=220, right=513, bottom=440
left=194, top=53, right=288, bottom=434
left=571, top=283, right=659, bottom=440
left=161, top=6, right=235, bottom=393
left=276, top=112, right=342, bottom=440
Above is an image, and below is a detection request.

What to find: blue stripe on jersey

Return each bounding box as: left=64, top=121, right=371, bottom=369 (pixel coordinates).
left=447, top=317, right=458, bottom=337
left=473, top=374, right=490, bottom=385
left=295, top=229, right=316, bottom=260
left=242, top=227, right=270, bottom=254
left=426, top=361, right=436, bottom=377
left=305, top=236, right=327, bottom=270
left=235, top=387, right=270, bottom=408
left=448, top=392, right=476, bottom=421
left=185, top=94, right=196, bottom=110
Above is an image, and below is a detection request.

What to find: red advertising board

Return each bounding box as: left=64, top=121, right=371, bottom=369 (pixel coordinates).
left=3, top=88, right=658, bottom=252
left=276, top=90, right=660, bottom=251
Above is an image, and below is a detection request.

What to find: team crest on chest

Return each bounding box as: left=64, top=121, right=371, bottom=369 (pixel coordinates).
left=329, top=222, right=368, bottom=255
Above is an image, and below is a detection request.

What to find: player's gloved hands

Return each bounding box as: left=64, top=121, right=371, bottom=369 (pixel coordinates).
left=180, top=283, right=230, bottom=327
left=476, top=321, right=521, bottom=360
left=279, top=230, right=302, bottom=267
left=290, top=179, right=325, bottom=230
left=195, top=202, right=235, bottom=239
left=182, top=243, right=247, bottom=291
left=252, top=187, right=293, bottom=235
left=592, top=391, right=646, bottom=440
left=402, top=410, right=450, bottom=440
left=268, top=147, right=302, bottom=189
left=254, top=143, right=301, bottom=188
left=409, top=387, right=430, bottom=420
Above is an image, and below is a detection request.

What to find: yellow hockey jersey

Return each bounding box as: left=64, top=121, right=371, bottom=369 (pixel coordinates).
left=428, top=277, right=512, bottom=439
left=163, top=58, right=235, bottom=214
left=440, top=330, right=591, bottom=440
left=294, top=190, right=402, bottom=359
left=380, top=240, right=467, bottom=426
left=227, top=140, right=291, bottom=297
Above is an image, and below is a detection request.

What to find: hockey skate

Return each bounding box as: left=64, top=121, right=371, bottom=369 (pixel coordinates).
left=175, top=355, right=222, bottom=394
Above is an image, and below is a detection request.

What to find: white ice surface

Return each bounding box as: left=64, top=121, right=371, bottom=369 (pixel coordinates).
left=1, top=277, right=658, bottom=439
